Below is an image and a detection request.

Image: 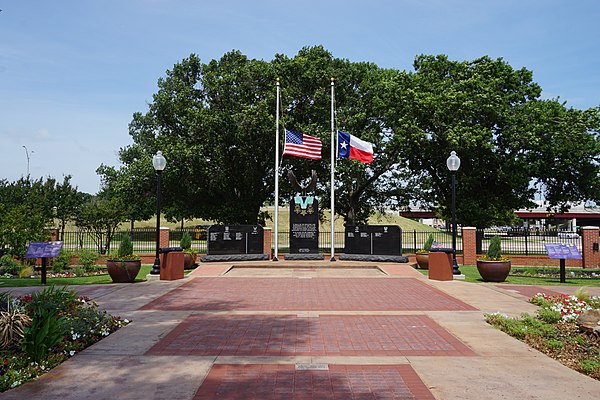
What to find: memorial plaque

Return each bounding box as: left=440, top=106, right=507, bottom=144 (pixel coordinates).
left=290, top=196, right=319, bottom=254
left=24, top=241, right=63, bottom=285
left=544, top=242, right=582, bottom=284
left=207, top=225, right=264, bottom=255
left=344, top=225, right=401, bottom=256
left=24, top=241, right=63, bottom=259
left=544, top=243, right=582, bottom=260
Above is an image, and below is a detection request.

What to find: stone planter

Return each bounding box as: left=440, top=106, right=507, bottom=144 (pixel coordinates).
left=415, top=253, right=429, bottom=269
left=476, top=259, right=511, bottom=282
left=106, top=260, right=142, bottom=283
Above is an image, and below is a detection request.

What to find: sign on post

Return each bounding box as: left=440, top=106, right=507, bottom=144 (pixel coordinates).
left=24, top=241, right=63, bottom=285
left=544, top=243, right=582, bottom=283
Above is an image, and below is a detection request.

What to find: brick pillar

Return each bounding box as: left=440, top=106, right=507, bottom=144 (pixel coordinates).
left=263, top=227, right=272, bottom=260
left=159, top=227, right=170, bottom=250
left=581, top=226, right=600, bottom=269
left=462, top=227, right=477, bottom=265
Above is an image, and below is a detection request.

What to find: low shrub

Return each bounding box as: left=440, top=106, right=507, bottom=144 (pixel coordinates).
left=0, top=299, right=31, bottom=349
left=21, top=309, right=65, bottom=362
left=580, top=359, right=600, bottom=374
left=18, top=266, right=33, bottom=278
left=51, top=249, right=72, bottom=272
left=75, top=249, right=100, bottom=273
left=537, top=308, right=562, bottom=324
left=0, top=255, right=20, bottom=277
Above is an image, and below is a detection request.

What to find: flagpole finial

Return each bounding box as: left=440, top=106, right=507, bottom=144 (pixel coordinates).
left=330, top=77, right=335, bottom=84
left=276, top=77, right=280, bottom=84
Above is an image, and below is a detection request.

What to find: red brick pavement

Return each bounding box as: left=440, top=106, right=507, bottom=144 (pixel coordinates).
left=146, top=314, right=474, bottom=357
left=495, top=285, right=563, bottom=299
left=194, top=364, right=435, bottom=400
left=141, top=278, right=477, bottom=311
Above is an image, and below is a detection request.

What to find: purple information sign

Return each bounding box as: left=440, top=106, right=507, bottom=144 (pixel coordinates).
left=24, top=241, right=63, bottom=259
left=544, top=243, right=582, bottom=260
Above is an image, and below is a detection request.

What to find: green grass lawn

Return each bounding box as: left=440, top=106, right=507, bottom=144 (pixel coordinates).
left=418, top=265, right=600, bottom=287
left=0, top=265, right=153, bottom=287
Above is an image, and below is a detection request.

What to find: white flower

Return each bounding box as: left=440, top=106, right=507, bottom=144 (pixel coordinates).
left=69, top=350, right=76, bottom=357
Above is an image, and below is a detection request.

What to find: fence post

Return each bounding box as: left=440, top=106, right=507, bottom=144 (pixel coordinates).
left=462, top=227, right=477, bottom=265
left=413, top=230, right=417, bottom=253
left=581, top=226, right=600, bottom=268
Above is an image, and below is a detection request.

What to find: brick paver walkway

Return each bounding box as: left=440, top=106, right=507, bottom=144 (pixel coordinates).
left=495, top=285, right=562, bottom=298
left=194, top=364, right=436, bottom=400
left=141, top=277, right=477, bottom=311
left=147, top=314, right=475, bottom=357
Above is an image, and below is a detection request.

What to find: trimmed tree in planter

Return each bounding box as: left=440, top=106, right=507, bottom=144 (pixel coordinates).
left=180, top=231, right=197, bottom=269
left=415, top=233, right=434, bottom=269
left=106, top=235, right=141, bottom=283
left=477, top=235, right=511, bottom=282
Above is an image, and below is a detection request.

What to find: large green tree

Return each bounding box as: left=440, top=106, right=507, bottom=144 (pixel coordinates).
left=380, top=55, right=600, bottom=227
left=125, top=51, right=277, bottom=224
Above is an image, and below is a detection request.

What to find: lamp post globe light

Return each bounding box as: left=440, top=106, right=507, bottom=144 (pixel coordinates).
left=446, top=151, right=461, bottom=275
left=151, top=150, right=167, bottom=275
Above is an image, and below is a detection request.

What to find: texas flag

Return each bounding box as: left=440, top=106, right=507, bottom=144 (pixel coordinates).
left=337, top=130, right=374, bottom=164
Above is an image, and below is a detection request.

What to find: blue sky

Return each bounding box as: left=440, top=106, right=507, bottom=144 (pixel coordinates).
left=1, top=0, right=599, bottom=194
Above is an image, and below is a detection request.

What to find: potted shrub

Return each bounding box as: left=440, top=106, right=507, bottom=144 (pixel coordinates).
left=415, top=233, right=434, bottom=269
left=477, top=235, right=511, bottom=282
left=106, top=235, right=141, bottom=283
left=180, top=231, right=197, bottom=269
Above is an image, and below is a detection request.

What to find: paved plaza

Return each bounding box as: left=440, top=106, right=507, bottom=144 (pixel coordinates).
left=1, top=261, right=599, bottom=399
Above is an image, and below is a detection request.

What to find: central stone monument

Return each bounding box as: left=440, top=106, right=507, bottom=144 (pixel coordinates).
left=286, top=170, right=324, bottom=260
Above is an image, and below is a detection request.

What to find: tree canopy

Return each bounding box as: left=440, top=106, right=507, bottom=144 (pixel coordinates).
left=0, top=176, right=86, bottom=257
left=108, top=47, right=599, bottom=228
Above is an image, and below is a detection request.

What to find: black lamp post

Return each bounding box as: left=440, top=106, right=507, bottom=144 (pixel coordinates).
left=151, top=150, right=166, bottom=275
left=446, top=151, right=461, bottom=275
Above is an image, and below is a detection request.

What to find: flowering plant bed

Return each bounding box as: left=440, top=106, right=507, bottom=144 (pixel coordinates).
left=485, top=291, right=600, bottom=380
left=0, top=287, right=128, bottom=392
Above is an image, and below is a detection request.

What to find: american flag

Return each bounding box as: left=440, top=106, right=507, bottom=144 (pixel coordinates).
left=283, top=129, right=322, bottom=160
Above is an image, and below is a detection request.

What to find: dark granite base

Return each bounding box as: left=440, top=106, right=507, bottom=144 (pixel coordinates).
left=283, top=253, right=325, bottom=261
left=338, top=254, right=409, bottom=263
left=200, top=254, right=269, bottom=262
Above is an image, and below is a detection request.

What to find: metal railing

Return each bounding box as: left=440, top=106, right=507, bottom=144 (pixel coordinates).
left=58, top=228, right=208, bottom=255
left=477, top=229, right=582, bottom=255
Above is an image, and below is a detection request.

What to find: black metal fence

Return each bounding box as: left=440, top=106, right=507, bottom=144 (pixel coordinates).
left=59, top=228, right=208, bottom=255
left=57, top=228, right=581, bottom=256
left=477, top=229, right=582, bottom=255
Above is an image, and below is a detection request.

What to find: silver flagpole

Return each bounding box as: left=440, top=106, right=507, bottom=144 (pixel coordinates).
left=273, top=78, right=280, bottom=261
left=330, top=77, right=336, bottom=262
